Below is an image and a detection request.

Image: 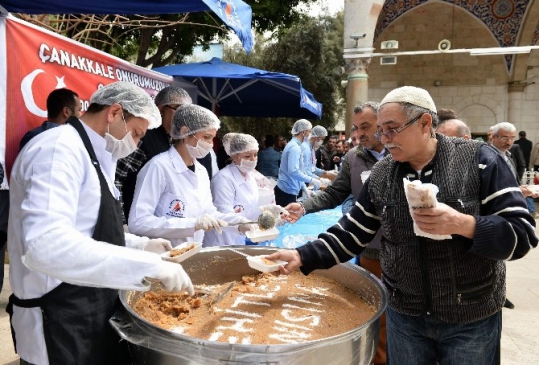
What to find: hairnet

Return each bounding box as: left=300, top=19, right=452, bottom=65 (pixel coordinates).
left=380, top=86, right=437, bottom=113
left=171, top=104, right=220, bottom=139
left=154, top=86, right=192, bottom=107
left=291, top=119, right=312, bottom=135
left=311, top=125, right=328, bottom=138
left=222, top=133, right=259, bottom=156
left=90, top=81, right=161, bottom=129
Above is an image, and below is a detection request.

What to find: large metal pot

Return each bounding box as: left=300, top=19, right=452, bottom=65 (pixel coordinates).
left=111, top=246, right=387, bottom=365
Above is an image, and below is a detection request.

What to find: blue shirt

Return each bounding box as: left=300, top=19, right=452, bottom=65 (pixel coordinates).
left=302, top=140, right=323, bottom=179
left=256, top=147, right=281, bottom=178
left=277, top=137, right=313, bottom=195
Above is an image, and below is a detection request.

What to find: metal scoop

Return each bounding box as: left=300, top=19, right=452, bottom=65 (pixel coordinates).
left=228, top=211, right=276, bottom=230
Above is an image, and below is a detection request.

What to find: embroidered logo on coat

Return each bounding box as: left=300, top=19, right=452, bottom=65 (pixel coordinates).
left=167, top=199, right=185, bottom=218
left=234, top=204, right=244, bottom=213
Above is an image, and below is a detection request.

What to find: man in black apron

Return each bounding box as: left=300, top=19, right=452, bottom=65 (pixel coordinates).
left=7, top=82, right=193, bottom=365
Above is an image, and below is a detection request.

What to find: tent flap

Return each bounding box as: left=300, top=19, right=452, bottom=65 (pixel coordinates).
left=0, top=0, right=253, bottom=52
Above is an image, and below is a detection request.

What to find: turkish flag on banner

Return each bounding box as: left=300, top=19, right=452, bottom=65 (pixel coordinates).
left=0, top=15, right=173, bottom=188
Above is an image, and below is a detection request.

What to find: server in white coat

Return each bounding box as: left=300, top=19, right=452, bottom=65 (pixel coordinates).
left=128, top=105, right=254, bottom=247
left=7, top=82, right=194, bottom=365
left=204, top=133, right=287, bottom=247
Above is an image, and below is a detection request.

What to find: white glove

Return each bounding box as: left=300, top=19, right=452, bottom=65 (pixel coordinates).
left=304, top=188, right=316, bottom=198
left=260, top=204, right=289, bottom=218
left=310, top=178, right=322, bottom=190
left=319, top=177, right=331, bottom=186
left=151, top=261, right=194, bottom=294
left=143, top=238, right=172, bottom=254
left=238, top=223, right=257, bottom=234
left=195, top=214, right=228, bottom=234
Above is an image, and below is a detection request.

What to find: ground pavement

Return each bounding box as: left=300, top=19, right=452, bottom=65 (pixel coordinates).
left=1, top=245, right=539, bottom=364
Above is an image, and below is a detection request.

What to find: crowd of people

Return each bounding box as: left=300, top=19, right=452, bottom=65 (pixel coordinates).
left=0, top=82, right=537, bottom=365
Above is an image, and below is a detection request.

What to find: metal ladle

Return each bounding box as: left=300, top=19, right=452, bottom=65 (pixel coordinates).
left=228, top=211, right=276, bottom=230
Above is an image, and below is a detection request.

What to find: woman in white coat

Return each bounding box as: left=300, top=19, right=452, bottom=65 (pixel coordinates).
left=128, top=105, right=253, bottom=246
left=204, top=133, right=287, bottom=247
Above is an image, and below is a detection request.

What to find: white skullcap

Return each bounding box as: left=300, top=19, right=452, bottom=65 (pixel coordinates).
left=222, top=133, right=259, bottom=156
left=291, top=119, right=312, bottom=135
left=170, top=104, right=220, bottom=139
left=380, top=86, right=437, bottom=113
left=90, top=81, right=161, bottom=129
left=311, top=125, right=328, bottom=138
left=154, top=86, right=192, bottom=107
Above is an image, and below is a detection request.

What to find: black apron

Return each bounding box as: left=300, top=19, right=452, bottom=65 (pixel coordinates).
left=7, top=117, right=127, bottom=364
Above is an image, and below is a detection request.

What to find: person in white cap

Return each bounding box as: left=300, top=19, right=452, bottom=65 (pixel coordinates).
left=128, top=104, right=254, bottom=248
left=274, top=119, right=323, bottom=205
left=301, top=125, right=335, bottom=189
left=7, top=81, right=194, bottom=365
left=267, top=86, right=537, bottom=365
left=203, top=132, right=288, bottom=247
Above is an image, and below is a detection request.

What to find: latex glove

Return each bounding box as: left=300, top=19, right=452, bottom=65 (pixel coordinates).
left=319, top=177, right=331, bottom=186
left=143, top=238, right=172, bottom=254
left=195, top=214, right=228, bottom=234
left=260, top=204, right=289, bottom=218
left=151, top=261, right=194, bottom=294
left=310, top=178, right=322, bottom=190
left=238, top=223, right=257, bottom=235
left=304, top=188, right=316, bottom=198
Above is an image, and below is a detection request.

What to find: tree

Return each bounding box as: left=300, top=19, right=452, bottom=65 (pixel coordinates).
left=15, top=0, right=320, bottom=68
left=221, top=12, right=345, bottom=140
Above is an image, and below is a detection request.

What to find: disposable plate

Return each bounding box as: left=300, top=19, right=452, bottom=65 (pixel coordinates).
left=161, top=242, right=202, bottom=263
left=247, top=255, right=287, bottom=273
left=245, top=227, right=279, bottom=243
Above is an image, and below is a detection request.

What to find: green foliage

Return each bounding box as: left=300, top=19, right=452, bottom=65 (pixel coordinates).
left=222, top=12, right=345, bottom=140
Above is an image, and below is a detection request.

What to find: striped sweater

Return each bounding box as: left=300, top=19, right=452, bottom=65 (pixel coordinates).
left=297, top=134, right=538, bottom=324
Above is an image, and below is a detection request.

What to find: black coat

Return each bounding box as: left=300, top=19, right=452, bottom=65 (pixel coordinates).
left=510, top=144, right=526, bottom=182
left=514, top=137, right=533, bottom=167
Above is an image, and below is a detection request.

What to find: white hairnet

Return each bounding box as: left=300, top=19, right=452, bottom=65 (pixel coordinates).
left=222, top=133, right=259, bottom=156
left=291, top=119, right=312, bottom=135
left=90, top=81, right=161, bottom=129
left=171, top=104, right=220, bottom=139
left=154, top=86, right=192, bottom=107
left=311, top=125, right=327, bottom=138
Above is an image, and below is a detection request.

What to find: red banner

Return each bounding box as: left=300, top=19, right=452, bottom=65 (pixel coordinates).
left=0, top=15, right=173, bottom=187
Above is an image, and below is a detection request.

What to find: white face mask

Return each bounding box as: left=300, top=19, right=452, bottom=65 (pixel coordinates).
left=314, top=140, right=323, bottom=149
left=104, top=113, right=137, bottom=159
left=304, top=133, right=311, bottom=141
left=186, top=135, right=213, bottom=159
left=237, top=158, right=257, bottom=174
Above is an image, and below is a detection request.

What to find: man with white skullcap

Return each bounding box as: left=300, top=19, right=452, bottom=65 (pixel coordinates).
left=275, top=119, right=324, bottom=205
left=268, top=86, right=537, bottom=365
left=129, top=104, right=254, bottom=249
left=7, top=81, right=194, bottom=365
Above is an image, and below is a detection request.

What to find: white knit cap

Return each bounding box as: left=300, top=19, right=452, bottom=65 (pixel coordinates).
left=380, top=86, right=437, bottom=113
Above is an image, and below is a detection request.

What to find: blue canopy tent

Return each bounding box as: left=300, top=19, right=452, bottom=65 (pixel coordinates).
left=0, top=0, right=253, bottom=52
left=154, top=57, right=323, bottom=119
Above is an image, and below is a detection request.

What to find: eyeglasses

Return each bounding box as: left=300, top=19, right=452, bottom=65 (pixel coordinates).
left=494, top=135, right=515, bottom=143
left=165, top=105, right=179, bottom=111
left=374, top=114, right=422, bottom=141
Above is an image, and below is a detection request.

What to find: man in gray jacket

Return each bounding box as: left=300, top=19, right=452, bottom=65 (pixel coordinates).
left=284, top=101, right=387, bottom=365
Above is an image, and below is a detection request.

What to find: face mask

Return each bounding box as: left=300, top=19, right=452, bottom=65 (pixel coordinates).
left=186, top=135, right=213, bottom=159
left=304, top=132, right=311, bottom=140
left=237, top=158, right=257, bottom=174
left=314, top=140, right=323, bottom=149
left=104, top=113, right=137, bottom=159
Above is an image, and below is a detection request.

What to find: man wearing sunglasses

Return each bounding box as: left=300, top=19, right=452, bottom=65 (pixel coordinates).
left=269, top=86, right=537, bottom=365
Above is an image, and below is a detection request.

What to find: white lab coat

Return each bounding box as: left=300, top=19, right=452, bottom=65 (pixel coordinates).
left=8, top=122, right=163, bottom=365
left=128, top=147, right=244, bottom=246
left=203, top=164, right=260, bottom=246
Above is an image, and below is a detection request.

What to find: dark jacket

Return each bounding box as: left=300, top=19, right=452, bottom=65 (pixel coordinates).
left=509, top=144, right=526, bottom=182
left=514, top=137, right=533, bottom=167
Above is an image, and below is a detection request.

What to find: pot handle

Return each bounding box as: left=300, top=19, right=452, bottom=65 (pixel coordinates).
left=109, top=308, right=149, bottom=345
